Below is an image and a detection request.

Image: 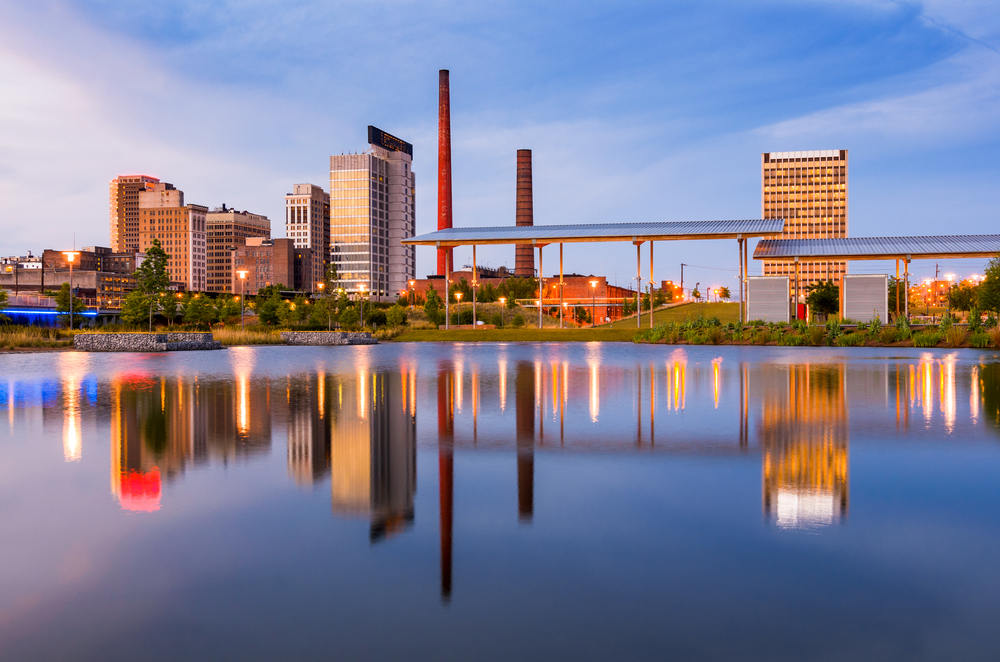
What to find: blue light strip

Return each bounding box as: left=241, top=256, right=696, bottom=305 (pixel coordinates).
left=4, top=310, right=100, bottom=316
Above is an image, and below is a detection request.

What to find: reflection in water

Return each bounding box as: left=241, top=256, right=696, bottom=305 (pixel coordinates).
left=758, top=365, right=849, bottom=530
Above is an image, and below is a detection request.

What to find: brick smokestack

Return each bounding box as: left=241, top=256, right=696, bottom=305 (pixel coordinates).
left=515, top=149, right=534, bottom=277
left=437, top=70, right=453, bottom=276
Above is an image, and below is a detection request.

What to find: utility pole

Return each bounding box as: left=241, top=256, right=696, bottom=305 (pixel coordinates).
left=680, top=263, right=686, bottom=300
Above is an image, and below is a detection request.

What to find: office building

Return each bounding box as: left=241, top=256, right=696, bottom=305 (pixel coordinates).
left=138, top=182, right=208, bottom=291
left=329, top=126, right=416, bottom=301
left=285, top=184, right=330, bottom=289
left=231, top=237, right=306, bottom=296
left=206, top=206, right=271, bottom=293
left=761, top=150, right=848, bottom=294
left=110, top=175, right=160, bottom=253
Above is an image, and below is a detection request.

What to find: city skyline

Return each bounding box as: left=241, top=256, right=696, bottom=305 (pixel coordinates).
left=1, top=1, right=998, bottom=288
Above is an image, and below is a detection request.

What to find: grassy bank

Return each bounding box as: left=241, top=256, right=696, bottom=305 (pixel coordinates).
left=213, top=328, right=284, bottom=345
left=393, top=328, right=639, bottom=342
left=0, top=326, right=73, bottom=350
left=601, top=302, right=740, bottom=329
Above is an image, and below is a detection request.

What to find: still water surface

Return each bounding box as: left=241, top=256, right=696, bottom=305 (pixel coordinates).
left=1, top=343, right=999, bottom=660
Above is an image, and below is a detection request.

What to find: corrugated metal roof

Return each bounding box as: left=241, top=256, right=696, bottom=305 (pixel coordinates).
left=753, top=236, right=1000, bottom=261
left=402, top=219, right=785, bottom=246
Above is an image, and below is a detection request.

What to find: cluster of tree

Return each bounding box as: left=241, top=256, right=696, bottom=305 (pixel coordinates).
left=947, top=259, right=1000, bottom=314
left=446, top=277, right=538, bottom=307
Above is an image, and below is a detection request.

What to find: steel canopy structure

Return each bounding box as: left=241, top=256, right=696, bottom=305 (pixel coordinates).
left=753, top=235, right=1000, bottom=261
left=403, top=219, right=785, bottom=247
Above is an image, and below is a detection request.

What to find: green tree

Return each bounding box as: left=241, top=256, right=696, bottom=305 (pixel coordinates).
left=120, top=291, right=149, bottom=326
left=949, top=283, right=979, bottom=312
left=339, top=305, right=360, bottom=330
left=719, top=286, right=731, bottom=301
left=888, top=276, right=905, bottom=315
left=424, top=286, right=444, bottom=326
left=653, top=289, right=667, bottom=308
left=133, top=239, right=170, bottom=330
left=691, top=287, right=701, bottom=301
left=161, top=294, right=180, bottom=326
left=257, top=295, right=283, bottom=325
left=449, top=277, right=472, bottom=304
left=0, top=288, right=7, bottom=323
left=215, top=295, right=241, bottom=323
left=497, top=277, right=537, bottom=307
left=478, top=282, right=498, bottom=303
left=54, top=283, right=88, bottom=327
left=183, top=294, right=217, bottom=327
left=386, top=304, right=408, bottom=328
left=805, top=280, right=839, bottom=316
left=978, top=256, right=1000, bottom=315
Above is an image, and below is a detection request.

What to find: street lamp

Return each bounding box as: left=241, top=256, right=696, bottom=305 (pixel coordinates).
left=408, top=280, right=416, bottom=309
left=455, top=291, right=463, bottom=326
left=236, top=269, right=248, bottom=330
left=589, top=280, right=598, bottom=328
left=316, top=281, right=329, bottom=329
left=498, top=297, right=506, bottom=328
left=358, top=283, right=366, bottom=328
left=62, top=251, right=80, bottom=329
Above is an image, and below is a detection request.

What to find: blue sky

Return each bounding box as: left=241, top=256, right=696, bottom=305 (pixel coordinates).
left=1, top=0, right=998, bottom=288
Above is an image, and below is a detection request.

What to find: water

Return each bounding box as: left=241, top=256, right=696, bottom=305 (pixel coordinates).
left=1, top=343, right=999, bottom=661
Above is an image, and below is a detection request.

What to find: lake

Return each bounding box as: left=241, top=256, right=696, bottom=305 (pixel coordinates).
left=1, top=343, right=999, bottom=661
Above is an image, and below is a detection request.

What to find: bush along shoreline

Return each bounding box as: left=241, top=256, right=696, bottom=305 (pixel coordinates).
left=634, top=313, right=1000, bottom=349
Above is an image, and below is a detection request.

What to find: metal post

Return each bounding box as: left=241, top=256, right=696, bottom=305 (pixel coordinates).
left=793, top=257, right=800, bottom=320
left=636, top=243, right=641, bottom=329
left=904, top=259, right=909, bottom=320
left=537, top=245, right=543, bottom=329
left=241, top=279, right=245, bottom=331
left=649, top=241, right=654, bottom=329
left=680, top=263, right=685, bottom=302
left=559, top=243, right=564, bottom=329
left=737, top=239, right=743, bottom=324
left=445, top=250, right=450, bottom=330
left=68, top=260, right=74, bottom=330
left=895, top=259, right=900, bottom=320
left=472, top=245, right=477, bottom=329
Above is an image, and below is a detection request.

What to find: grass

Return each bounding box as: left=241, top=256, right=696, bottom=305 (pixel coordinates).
left=600, top=302, right=740, bottom=329
left=393, top=328, right=640, bottom=342
left=213, top=328, right=284, bottom=345
left=0, top=325, right=73, bottom=350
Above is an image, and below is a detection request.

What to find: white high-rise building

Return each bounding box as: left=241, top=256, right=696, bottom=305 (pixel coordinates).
left=329, top=126, right=416, bottom=301
left=284, top=184, right=330, bottom=289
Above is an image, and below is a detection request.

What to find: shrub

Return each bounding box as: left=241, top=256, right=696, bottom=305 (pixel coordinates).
left=895, top=315, right=912, bottom=340
left=825, top=318, right=842, bottom=345
left=879, top=327, right=898, bottom=345
left=836, top=332, right=865, bottom=347
left=969, top=332, right=989, bottom=349
left=912, top=330, right=943, bottom=347
left=511, top=314, right=525, bottom=328
left=753, top=329, right=771, bottom=345
left=707, top=327, right=725, bottom=345
left=489, top=313, right=503, bottom=327
left=945, top=326, right=967, bottom=347
left=808, top=326, right=826, bottom=346
left=988, top=326, right=1000, bottom=348
left=386, top=305, right=408, bottom=328
left=779, top=333, right=805, bottom=346
left=365, top=309, right=387, bottom=328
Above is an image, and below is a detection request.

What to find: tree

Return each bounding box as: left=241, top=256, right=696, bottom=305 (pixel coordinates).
left=949, top=283, right=979, bottom=312
left=339, top=305, right=360, bottom=330
left=806, top=280, right=839, bottom=316
left=386, top=304, right=408, bottom=328
left=161, top=294, right=180, bottom=326
left=478, top=282, right=498, bottom=303
left=449, top=277, right=472, bottom=304
left=183, top=294, right=217, bottom=327
left=54, top=283, right=88, bottom=326
left=691, top=287, right=701, bottom=301
left=215, top=295, right=241, bottom=323
left=978, top=256, right=1000, bottom=315
left=653, top=289, right=667, bottom=308
left=120, top=290, right=149, bottom=326
left=719, top=287, right=731, bottom=301
left=424, top=286, right=444, bottom=326
left=133, top=239, right=170, bottom=331
left=888, top=276, right=904, bottom=315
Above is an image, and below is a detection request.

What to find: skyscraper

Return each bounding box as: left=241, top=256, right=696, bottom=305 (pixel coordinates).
left=109, top=175, right=160, bottom=252
left=284, top=183, right=330, bottom=288
left=329, top=126, right=415, bottom=300
left=206, top=206, right=271, bottom=293
left=137, top=182, right=207, bottom=291
left=761, top=150, right=848, bottom=292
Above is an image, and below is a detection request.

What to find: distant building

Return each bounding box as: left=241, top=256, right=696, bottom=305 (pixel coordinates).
left=761, top=150, right=848, bottom=295
left=231, top=237, right=304, bottom=296
left=138, top=182, right=207, bottom=291
left=329, top=126, right=416, bottom=301
left=206, top=206, right=271, bottom=293
left=285, top=184, right=330, bottom=290
left=109, top=175, right=160, bottom=252
left=0, top=247, right=146, bottom=305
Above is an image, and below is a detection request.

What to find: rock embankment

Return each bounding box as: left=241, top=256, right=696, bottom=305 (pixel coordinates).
left=75, top=332, right=223, bottom=352
left=280, top=331, right=377, bottom=345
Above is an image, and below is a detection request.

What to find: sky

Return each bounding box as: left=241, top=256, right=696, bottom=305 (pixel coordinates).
left=1, top=0, right=998, bottom=290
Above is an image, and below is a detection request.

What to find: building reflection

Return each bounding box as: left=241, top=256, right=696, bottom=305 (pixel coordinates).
left=516, top=362, right=534, bottom=522
left=328, top=367, right=416, bottom=543
left=757, top=364, right=849, bottom=530
left=287, top=373, right=332, bottom=486
left=438, top=364, right=454, bottom=601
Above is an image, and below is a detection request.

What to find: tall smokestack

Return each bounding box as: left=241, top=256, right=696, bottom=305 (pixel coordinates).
left=515, top=149, right=534, bottom=277
left=437, top=70, right=454, bottom=276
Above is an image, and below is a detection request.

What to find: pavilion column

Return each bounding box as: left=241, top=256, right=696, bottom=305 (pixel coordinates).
left=444, top=248, right=450, bottom=330
left=793, top=257, right=800, bottom=321
left=649, top=241, right=654, bottom=329
left=635, top=242, right=642, bottom=329
left=737, top=238, right=743, bottom=324
left=472, top=245, right=478, bottom=329
left=538, top=245, right=543, bottom=329
left=895, top=259, right=900, bottom=320
left=743, top=240, right=749, bottom=324
left=904, top=258, right=910, bottom=320
left=559, top=243, right=564, bottom=329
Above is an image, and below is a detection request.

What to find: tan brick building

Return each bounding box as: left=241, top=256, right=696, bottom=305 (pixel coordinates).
left=762, top=150, right=848, bottom=294
left=206, top=206, right=271, bottom=293
left=138, top=183, right=207, bottom=291
left=285, top=184, right=329, bottom=289
left=109, top=175, right=160, bottom=252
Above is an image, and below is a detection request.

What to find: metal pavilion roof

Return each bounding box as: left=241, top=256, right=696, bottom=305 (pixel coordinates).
left=753, top=235, right=1000, bottom=261
left=402, top=219, right=785, bottom=246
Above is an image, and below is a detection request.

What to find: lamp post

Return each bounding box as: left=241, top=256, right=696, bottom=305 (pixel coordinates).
left=408, top=280, right=416, bottom=309
left=589, top=280, right=598, bottom=328
left=455, top=291, right=463, bottom=326
left=316, top=282, right=329, bottom=329
left=236, top=269, right=248, bottom=330
left=498, top=297, right=506, bottom=328
left=358, top=283, right=366, bottom=328
left=62, top=251, right=79, bottom=329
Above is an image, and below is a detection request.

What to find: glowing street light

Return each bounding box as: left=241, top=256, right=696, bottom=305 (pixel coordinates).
left=317, top=281, right=331, bottom=329
left=358, top=282, right=366, bottom=328
left=498, top=296, right=506, bottom=328
left=236, top=269, right=249, bottom=330
left=589, top=280, right=598, bottom=328
left=62, top=251, right=80, bottom=329
left=455, top=291, right=463, bottom=326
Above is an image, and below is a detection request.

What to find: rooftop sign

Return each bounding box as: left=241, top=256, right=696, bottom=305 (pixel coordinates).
left=368, top=125, right=412, bottom=157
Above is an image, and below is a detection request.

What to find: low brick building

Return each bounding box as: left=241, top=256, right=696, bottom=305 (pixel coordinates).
left=232, top=238, right=313, bottom=295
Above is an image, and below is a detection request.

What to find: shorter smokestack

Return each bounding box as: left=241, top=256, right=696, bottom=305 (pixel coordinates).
left=515, top=149, right=534, bottom=278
